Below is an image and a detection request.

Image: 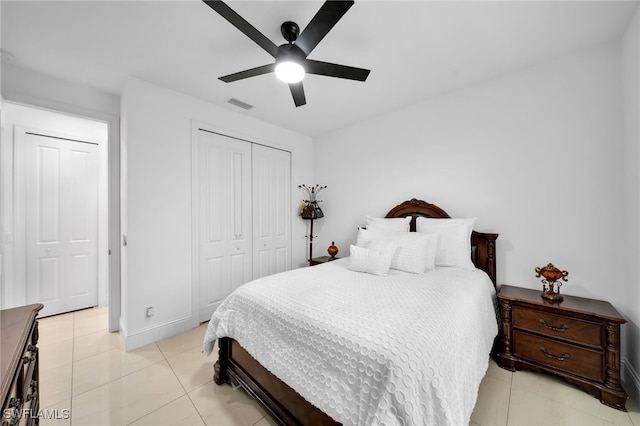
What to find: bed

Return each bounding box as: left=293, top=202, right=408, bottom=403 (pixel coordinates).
left=203, top=198, right=499, bottom=425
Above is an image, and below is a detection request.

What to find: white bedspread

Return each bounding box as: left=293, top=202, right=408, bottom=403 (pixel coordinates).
left=203, top=258, right=498, bottom=426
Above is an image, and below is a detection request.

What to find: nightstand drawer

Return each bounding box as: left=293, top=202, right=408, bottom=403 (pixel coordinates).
left=514, top=330, right=603, bottom=382
left=513, top=306, right=602, bottom=348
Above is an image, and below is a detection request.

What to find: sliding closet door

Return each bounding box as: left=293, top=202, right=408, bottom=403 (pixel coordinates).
left=252, top=144, right=292, bottom=279
left=196, top=130, right=252, bottom=323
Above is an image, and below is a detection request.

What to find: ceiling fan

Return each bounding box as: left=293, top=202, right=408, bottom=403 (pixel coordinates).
left=202, top=0, right=371, bottom=107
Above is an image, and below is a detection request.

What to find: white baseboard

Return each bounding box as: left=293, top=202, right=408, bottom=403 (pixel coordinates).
left=119, top=314, right=196, bottom=351
left=623, top=357, right=640, bottom=406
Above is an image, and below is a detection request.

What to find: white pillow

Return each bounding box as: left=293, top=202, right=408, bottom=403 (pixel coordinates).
left=356, top=229, right=438, bottom=273
left=365, top=215, right=411, bottom=232
left=416, top=217, right=477, bottom=269
left=348, top=243, right=396, bottom=276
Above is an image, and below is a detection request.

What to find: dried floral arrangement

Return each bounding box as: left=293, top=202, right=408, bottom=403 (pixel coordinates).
left=298, top=184, right=327, bottom=219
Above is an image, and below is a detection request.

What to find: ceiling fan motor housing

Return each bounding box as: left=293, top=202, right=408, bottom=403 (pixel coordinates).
left=280, top=21, right=300, bottom=43
left=277, top=43, right=305, bottom=64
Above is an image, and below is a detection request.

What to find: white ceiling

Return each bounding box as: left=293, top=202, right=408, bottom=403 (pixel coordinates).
left=1, top=1, right=636, bottom=137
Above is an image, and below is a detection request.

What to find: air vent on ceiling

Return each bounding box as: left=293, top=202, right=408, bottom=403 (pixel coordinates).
left=226, top=97, right=253, bottom=110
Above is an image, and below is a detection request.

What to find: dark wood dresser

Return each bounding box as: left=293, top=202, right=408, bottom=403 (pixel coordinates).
left=496, top=285, right=627, bottom=411
left=1, top=304, right=44, bottom=426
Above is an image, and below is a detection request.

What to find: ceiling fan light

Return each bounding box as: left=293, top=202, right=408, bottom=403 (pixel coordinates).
left=275, top=61, right=305, bottom=83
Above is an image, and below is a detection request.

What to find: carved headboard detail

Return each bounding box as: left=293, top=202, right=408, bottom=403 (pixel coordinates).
left=385, top=198, right=498, bottom=286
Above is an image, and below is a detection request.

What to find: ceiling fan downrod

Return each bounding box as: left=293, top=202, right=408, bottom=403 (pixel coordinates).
left=280, top=21, right=300, bottom=44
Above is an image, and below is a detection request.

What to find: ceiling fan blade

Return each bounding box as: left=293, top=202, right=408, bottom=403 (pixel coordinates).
left=219, top=64, right=276, bottom=82
left=289, top=82, right=306, bottom=107
left=295, top=1, right=354, bottom=57
left=202, top=0, right=279, bottom=58
left=305, top=59, right=370, bottom=81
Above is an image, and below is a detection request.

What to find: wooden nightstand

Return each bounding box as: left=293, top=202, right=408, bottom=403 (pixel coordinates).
left=496, top=285, right=628, bottom=411
left=308, top=256, right=338, bottom=266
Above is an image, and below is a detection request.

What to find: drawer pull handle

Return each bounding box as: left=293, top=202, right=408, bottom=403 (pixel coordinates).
left=539, top=319, right=569, bottom=332
left=540, top=346, right=571, bottom=361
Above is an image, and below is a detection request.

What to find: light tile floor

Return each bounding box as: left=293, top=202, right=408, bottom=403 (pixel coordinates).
left=37, top=306, right=640, bottom=426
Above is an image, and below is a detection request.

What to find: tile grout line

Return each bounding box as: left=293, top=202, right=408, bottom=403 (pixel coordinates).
left=70, top=311, right=76, bottom=426
left=123, top=344, right=191, bottom=426
left=67, top=350, right=166, bottom=400
left=504, top=371, right=513, bottom=426
left=158, top=343, right=209, bottom=426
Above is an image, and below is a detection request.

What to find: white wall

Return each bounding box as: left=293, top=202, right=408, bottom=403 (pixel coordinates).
left=120, top=77, right=313, bottom=350
left=315, top=41, right=639, bottom=396
left=1, top=64, right=120, bottom=116
left=622, top=5, right=640, bottom=403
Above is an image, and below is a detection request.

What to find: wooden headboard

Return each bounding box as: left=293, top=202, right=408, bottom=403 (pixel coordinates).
left=385, top=198, right=498, bottom=286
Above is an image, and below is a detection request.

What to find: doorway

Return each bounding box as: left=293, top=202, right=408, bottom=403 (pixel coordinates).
left=1, top=103, right=109, bottom=318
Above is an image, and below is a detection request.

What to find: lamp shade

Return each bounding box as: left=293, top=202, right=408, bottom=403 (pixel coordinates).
left=300, top=201, right=324, bottom=219
left=275, top=43, right=306, bottom=83
left=275, top=61, right=305, bottom=83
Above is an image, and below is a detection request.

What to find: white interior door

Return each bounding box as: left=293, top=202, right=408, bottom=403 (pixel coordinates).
left=25, top=133, right=99, bottom=317
left=196, top=130, right=252, bottom=323
left=252, top=144, right=292, bottom=279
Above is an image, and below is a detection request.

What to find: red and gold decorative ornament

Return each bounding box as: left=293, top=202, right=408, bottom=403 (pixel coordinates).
left=327, top=242, right=339, bottom=258
left=535, top=263, right=569, bottom=302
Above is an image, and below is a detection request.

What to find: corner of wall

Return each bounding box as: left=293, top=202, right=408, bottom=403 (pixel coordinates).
left=621, top=0, right=640, bottom=408
left=623, top=357, right=640, bottom=407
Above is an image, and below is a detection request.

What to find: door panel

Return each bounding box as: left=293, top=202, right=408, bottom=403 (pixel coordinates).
left=26, top=133, right=99, bottom=316
left=37, top=257, right=60, bottom=303
left=197, top=130, right=252, bottom=322
left=204, top=256, right=225, bottom=308
left=36, top=145, right=61, bottom=243
left=252, top=145, right=291, bottom=278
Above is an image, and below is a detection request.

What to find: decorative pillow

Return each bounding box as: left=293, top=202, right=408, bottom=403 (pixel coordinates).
left=356, top=229, right=437, bottom=273
left=415, top=217, right=477, bottom=269
left=365, top=215, right=411, bottom=232
left=348, top=243, right=397, bottom=276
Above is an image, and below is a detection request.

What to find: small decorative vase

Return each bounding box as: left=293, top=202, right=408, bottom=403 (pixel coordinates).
left=535, top=263, right=569, bottom=302
left=327, top=242, right=339, bottom=258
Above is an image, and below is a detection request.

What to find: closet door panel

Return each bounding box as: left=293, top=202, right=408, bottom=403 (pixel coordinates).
left=228, top=141, right=253, bottom=292
left=252, top=146, right=273, bottom=277
left=272, top=149, right=291, bottom=275
left=196, top=130, right=252, bottom=322
left=252, top=145, right=291, bottom=279
left=203, top=257, right=226, bottom=309
left=198, top=135, right=229, bottom=319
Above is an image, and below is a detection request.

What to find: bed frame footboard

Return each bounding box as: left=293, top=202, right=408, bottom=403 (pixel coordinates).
left=214, top=337, right=340, bottom=426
